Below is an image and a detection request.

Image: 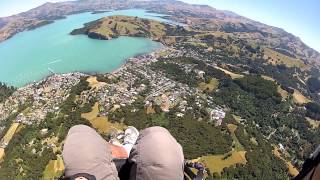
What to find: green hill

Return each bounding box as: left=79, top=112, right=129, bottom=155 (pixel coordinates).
left=70, top=15, right=193, bottom=45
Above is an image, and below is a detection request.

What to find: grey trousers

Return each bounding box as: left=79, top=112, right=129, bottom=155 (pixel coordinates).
left=62, top=125, right=185, bottom=180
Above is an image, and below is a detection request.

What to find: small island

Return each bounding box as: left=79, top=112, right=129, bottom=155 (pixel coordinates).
left=70, top=15, right=192, bottom=45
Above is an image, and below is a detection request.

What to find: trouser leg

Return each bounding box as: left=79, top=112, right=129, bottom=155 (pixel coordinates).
left=62, top=125, right=119, bottom=180
left=128, top=126, right=185, bottom=180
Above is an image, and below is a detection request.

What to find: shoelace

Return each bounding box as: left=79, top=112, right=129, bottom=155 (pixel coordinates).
left=123, top=133, right=137, bottom=145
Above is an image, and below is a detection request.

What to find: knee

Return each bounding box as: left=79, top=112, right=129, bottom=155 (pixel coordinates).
left=68, top=124, right=93, bottom=132
left=67, top=124, right=95, bottom=136
left=139, top=126, right=170, bottom=138
left=132, top=126, right=184, bottom=163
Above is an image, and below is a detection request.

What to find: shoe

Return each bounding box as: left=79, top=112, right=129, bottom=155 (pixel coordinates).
left=123, top=126, right=139, bottom=145
left=109, top=139, right=122, bottom=146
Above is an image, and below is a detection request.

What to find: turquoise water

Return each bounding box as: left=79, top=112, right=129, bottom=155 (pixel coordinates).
left=0, top=9, right=168, bottom=87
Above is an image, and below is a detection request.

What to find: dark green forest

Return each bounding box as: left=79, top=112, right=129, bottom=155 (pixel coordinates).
left=0, top=82, right=15, bottom=103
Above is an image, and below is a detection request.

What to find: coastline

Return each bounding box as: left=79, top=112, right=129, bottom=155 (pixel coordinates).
left=110, top=44, right=166, bottom=74
left=1, top=10, right=169, bottom=88
left=0, top=9, right=172, bottom=44
left=15, top=45, right=166, bottom=89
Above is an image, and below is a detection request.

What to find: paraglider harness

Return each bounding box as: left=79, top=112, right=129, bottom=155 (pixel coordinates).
left=115, top=159, right=207, bottom=180
left=184, top=161, right=207, bottom=180
left=293, top=145, right=320, bottom=180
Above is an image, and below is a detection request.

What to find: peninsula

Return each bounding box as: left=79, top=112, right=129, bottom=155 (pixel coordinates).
left=70, top=15, right=192, bottom=45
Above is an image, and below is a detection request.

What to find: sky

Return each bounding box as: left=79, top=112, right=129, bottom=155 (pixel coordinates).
left=181, top=0, right=320, bottom=52
left=0, top=0, right=70, bottom=17
left=0, top=0, right=319, bottom=52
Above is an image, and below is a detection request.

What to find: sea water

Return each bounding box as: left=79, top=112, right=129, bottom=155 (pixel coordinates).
left=0, top=9, right=169, bottom=87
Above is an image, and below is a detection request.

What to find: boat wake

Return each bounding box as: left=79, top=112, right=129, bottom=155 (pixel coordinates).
left=47, top=67, right=56, bottom=74
left=47, top=59, right=62, bottom=65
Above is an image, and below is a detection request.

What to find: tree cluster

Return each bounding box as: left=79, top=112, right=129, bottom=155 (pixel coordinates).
left=305, top=102, right=320, bottom=120
left=0, top=82, right=15, bottom=103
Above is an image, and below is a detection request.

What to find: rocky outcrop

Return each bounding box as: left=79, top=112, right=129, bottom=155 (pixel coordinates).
left=87, top=31, right=110, bottom=40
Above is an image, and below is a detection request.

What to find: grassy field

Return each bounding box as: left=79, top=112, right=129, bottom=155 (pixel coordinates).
left=273, top=147, right=299, bottom=177
left=146, top=106, right=155, bottom=114
left=277, top=86, right=289, bottom=101
left=90, top=16, right=168, bottom=42
left=81, top=102, right=100, bottom=120
left=81, top=102, right=125, bottom=134
left=227, top=124, right=244, bottom=151
left=197, top=151, right=247, bottom=175
left=194, top=124, right=247, bottom=175
left=0, top=148, right=4, bottom=162
left=261, top=75, right=289, bottom=101
left=261, top=75, right=275, bottom=82
left=306, top=117, right=320, bottom=129
left=198, top=78, right=219, bottom=92
left=2, top=123, right=20, bottom=144
left=156, top=49, right=172, bottom=57
left=87, top=76, right=105, bottom=89
left=261, top=75, right=309, bottom=103
left=42, top=156, right=64, bottom=180
left=264, top=48, right=307, bottom=69
left=0, top=123, right=20, bottom=163
left=214, top=66, right=244, bottom=79
left=250, top=137, right=258, bottom=145
left=293, top=89, right=311, bottom=104
left=15, top=124, right=25, bottom=134
left=232, top=114, right=242, bottom=123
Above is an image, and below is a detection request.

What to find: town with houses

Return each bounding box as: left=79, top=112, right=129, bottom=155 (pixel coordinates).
left=0, top=48, right=227, bottom=149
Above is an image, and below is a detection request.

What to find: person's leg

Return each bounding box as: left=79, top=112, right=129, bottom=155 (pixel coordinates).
left=128, top=126, right=185, bottom=180
left=62, top=125, right=119, bottom=180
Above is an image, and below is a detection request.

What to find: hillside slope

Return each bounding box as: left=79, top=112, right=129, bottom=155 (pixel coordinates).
left=70, top=15, right=194, bottom=45
left=0, top=0, right=319, bottom=65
